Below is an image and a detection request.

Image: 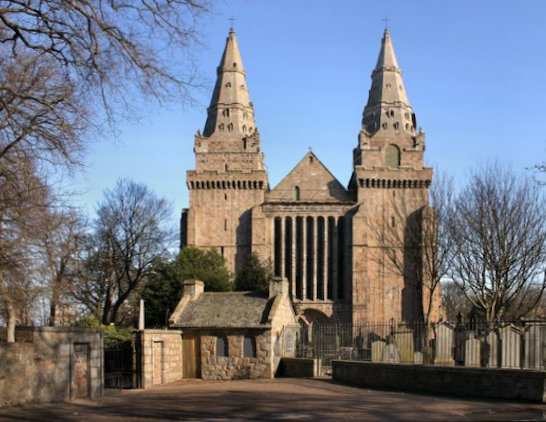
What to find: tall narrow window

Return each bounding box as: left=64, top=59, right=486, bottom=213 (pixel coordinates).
left=327, top=217, right=335, bottom=300
left=284, top=217, right=293, bottom=287
left=295, top=216, right=304, bottom=299
left=337, top=217, right=345, bottom=299
left=317, top=217, right=325, bottom=300
left=306, top=216, right=314, bottom=300
left=243, top=335, right=256, bottom=358
left=295, top=186, right=301, bottom=201
left=385, top=144, right=401, bottom=167
left=216, top=335, right=228, bottom=357
left=274, top=217, right=282, bottom=277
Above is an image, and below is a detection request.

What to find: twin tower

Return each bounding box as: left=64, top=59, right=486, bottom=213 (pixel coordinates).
left=181, top=28, right=443, bottom=325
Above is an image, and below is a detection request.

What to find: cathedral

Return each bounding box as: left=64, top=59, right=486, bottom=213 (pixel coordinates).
left=181, top=28, right=443, bottom=326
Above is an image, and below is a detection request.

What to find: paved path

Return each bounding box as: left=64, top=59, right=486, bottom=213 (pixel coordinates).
left=0, top=378, right=544, bottom=421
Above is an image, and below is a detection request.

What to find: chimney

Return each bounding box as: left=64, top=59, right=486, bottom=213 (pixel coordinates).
left=269, top=277, right=289, bottom=299
left=183, top=280, right=205, bottom=300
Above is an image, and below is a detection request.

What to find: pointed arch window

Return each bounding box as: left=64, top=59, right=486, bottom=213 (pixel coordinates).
left=227, top=123, right=233, bottom=131
left=295, top=186, right=301, bottom=200
left=386, top=144, right=401, bottom=167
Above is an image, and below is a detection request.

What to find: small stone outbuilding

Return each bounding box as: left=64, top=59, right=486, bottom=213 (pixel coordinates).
left=169, top=277, right=296, bottom=380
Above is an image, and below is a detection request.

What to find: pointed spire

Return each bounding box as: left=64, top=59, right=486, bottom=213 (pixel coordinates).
left=361, top=30, right=415, bottom=136
left=218, top=27, right=245, bottom=74
left=203, top=28, right=256, bottom=139
left=374, top=29, right=400, bottom=70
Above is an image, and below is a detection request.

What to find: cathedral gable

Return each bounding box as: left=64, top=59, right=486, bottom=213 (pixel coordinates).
left=266, top=152, right=352, bottom=203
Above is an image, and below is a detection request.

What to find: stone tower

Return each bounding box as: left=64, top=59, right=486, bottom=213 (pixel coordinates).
left=350, top=30, right=434, bottom=325
left=182, top=28, right=268, bottom=274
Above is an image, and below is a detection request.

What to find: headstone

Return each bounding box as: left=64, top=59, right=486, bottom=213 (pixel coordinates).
left=524, top=322, right=544, bottom=370
left=413, top=351, right=423, bottom=364
left=454, top=316, right=466, bottom=365
left=394, top=323, right=414, bottom=363
left=383, top=343, right=399, bottom=363
left=500, top=325, right=522, bottom=369
left=371, top=340, right=386, bottom=362
left=486, top=331, right=498, bottom=368
left=434, top=323, right=454, bottom=365
left=464, top=333, right=481, bottom=367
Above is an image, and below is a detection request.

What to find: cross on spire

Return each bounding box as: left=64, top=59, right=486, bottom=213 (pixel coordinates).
left=382, top=17, right=390, bottom=30
left=228, top=16, right=236, bottom=29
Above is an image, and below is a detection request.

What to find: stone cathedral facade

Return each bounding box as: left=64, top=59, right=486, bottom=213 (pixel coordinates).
left=181, top=28, right=443, bottom=325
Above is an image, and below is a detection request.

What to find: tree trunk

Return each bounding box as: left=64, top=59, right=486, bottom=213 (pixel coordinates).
left=49, top=301, right=57, bottom=327
left=5, top=300, right=16, bottom=343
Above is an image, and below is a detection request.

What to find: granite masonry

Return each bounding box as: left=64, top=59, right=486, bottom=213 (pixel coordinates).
left=169, top=277, right=296, bottom=380
left=180, top=28, right=444, bottom=327
left=0, top=327, right=103, bottom=406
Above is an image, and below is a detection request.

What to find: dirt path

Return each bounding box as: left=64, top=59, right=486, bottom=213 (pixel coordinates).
left=0, top=377, right=544, bottom=421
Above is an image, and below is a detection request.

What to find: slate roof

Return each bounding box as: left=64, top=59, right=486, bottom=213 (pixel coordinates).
left=172, top=291, right=273, bottom=329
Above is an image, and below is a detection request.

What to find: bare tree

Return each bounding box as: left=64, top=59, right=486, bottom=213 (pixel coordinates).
left=0, top=0, right=210, bottom=167
left=448, top=164, right=546, bottom=323
left=38, top=206, right=86, bottom=326
left=0, top=53, right=88, bottom=167
left=0, top=0, right=211, bottom=335
left=441, top=281, right=473, bottom=321
left=0, top=155, right=49, bottom=341
left=74, top=179, right=173, bottom=324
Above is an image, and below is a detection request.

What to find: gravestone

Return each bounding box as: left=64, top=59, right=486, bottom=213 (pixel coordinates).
left=434, top=323, right=454, bottom=365
left=383, top=343, right=399, bottom=363
left=394, top=323, right=414, bottom=364
left=524, top=322, right=544, bottom=370
left=464, top=333, right=481, bottom=367
left=371, top=340, right=386, bottom=362
left=500, top=325, right=522, bottom=369
left=486, top=331, right=498, bottom=368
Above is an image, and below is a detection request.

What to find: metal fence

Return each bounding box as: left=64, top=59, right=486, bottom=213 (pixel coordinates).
left=281, top=319, right=546, bottom=370
left=104, top=342, right=141, bottom=389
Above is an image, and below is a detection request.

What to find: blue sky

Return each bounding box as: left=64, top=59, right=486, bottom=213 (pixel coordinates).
left=73, top=0, right=546, bottom=219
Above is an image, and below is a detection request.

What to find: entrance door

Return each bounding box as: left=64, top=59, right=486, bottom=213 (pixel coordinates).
left=153, top=341, right=163, bottom=385
left=182, top=336, right=200, bottom=378
left=72, top=343, right=90, bottom=398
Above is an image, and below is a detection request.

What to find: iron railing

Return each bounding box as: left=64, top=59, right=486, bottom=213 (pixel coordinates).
left=104, top=343, right=140, bottom=389
left=281, top=319, right=546, bottom=370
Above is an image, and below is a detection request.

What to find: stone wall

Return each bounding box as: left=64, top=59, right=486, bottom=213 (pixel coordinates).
left=199, top=329, right=272, bottom=380
left=333, top=360, right=546, bottom=403
left=139, top=330, right=183, bottom=389
left=277, top=357, right=321, bottom=377
left=0, top=327, right=103, bottom=407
